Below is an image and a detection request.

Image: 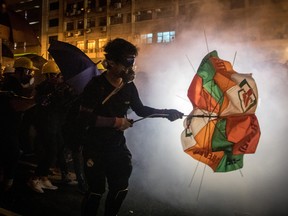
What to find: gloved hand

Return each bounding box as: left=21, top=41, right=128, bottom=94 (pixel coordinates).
left=114, top=117, right=133, bottom=131
left=162, top=109, right=184, bottom=121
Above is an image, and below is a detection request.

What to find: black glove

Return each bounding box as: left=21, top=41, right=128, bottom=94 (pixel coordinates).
left=162, top=109, right=184, bottom=121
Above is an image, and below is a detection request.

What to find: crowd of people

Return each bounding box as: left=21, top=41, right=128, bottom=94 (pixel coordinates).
left=0, top=38, right=184, bottom=216
left=0, top=56, right=87, bottom=194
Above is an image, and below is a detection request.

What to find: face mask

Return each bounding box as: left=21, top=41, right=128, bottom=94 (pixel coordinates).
left=20, top=76, right=34, bottom=88
left=120, top=67, right=135, bottom=83
left=118, top=55, right=136, bottom=83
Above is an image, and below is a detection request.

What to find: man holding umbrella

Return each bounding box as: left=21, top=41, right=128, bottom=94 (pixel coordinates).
left=78, top=38, right=183, bottom=216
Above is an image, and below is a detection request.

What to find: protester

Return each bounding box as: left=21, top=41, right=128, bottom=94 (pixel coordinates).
left=78, top=38, right=184, bottom=216
left=0, top=65, right=15, bottom=88
left=0, top=57, right=37, bottom=192
left=27, top=60, right=76, bottom=193
left=62, top=97, right=88, bottom=194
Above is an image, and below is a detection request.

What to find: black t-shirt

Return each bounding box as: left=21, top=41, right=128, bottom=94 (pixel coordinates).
left=80, top=72, right=160, bottom=147
left=81, top=72, right=160, bottom=118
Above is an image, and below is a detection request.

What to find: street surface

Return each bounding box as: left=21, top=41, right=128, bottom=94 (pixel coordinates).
left=0, top=154, right=193, bottom=216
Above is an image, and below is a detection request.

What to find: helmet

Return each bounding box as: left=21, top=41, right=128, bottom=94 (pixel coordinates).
left=42, top=60, right=60, bottom=74
left=14, top=57, right=39, bottom=70
left=97, top=62, right=105, bottom=70
left=3, top=66, right=15, bottom=74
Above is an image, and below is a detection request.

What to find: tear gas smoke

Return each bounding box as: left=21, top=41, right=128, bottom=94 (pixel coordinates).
left=122, top=1, right=288, bottom=216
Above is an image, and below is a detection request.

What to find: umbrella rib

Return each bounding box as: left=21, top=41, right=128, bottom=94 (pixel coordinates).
left=196, top=164, right=206, bottom=201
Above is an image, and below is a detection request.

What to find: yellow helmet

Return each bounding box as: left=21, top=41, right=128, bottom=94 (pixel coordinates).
left=14, top=57, right=39, bottom=70
left=42, top=60, right=60, bottom=74
left=97, top=62, right=105, bottom=70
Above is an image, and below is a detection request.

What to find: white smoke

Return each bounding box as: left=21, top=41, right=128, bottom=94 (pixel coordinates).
left=122, top=1, right=288, bottom=216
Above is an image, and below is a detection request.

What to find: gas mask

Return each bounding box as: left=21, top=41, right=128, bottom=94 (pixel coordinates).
left=105, top=55, right=136, bottom=83
left=118, top=56, right=136, bottom=83
left=119, top=66, right=135, bottom=83
left=20, top=68, right=35, bottom=88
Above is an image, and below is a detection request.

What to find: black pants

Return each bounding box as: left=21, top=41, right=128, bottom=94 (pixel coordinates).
left=82, top=143, right=132, bottom=216
left=34, top=116, right=67, bottom=177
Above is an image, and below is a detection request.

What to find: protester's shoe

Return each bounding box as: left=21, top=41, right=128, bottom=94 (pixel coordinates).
left=27, top=179, right=44, bottom=193
left=40, top=179, right=58, bottom=190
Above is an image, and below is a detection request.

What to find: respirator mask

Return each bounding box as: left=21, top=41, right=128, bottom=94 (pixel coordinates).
left=118, top=56, right=136, bottom=83
left=20, top=68, right=35, bottom=88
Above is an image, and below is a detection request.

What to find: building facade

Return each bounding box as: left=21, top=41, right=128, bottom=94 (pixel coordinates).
left=7, top=0, right=288, bottom=63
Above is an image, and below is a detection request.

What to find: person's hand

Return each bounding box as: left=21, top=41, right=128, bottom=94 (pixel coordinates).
left=114, top=117, right=133, bottom=131
left=163, top=109, right=184, bottom=121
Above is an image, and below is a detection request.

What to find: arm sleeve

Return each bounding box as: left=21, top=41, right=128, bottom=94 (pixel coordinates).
left=129, top=82, right=164, bottom=117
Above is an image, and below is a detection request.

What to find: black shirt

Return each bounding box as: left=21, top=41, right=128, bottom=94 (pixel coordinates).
left=80, top=72, right=161, bottom=147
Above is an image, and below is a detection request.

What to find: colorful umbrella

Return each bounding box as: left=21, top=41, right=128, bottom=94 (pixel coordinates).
left=181, top=50, right=261, bottom=172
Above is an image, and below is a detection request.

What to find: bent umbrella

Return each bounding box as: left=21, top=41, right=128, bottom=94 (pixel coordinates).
left=181, top=50, right=261, bottom=172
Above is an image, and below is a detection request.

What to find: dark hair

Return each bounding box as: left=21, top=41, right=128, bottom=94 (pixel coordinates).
left=104, top=38, right=138, bottom=63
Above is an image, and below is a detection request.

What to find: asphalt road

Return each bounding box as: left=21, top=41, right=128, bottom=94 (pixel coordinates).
left=0, top=154, right=193, bottom=216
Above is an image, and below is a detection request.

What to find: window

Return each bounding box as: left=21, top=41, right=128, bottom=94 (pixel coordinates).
left=157, top=31, right=175, bottom=43
left=135, top=10, right=152, bottom=22
left=99, top=17, right=107, bottom=26
left=87, top=0, right=96, bottom=11
left=155, top=7, right=174, bottom=19
left=66, top=1, right=84, bottom=16
left=87, top=18, right=95, bottom=28
left=77, top=20, right=84, bottom=29
left=140, top=33, right=153, bottom=44
left=77, top=41, right=85, bottom=51
left=126, top=13, right=132, bottom=23
left=87, top=40, right=96, bottom=53
left=49, top=18, right=59, bottom=27
left=66, top=22, right=74, bottom=31
left=110, top=13, right=123, bottom=25
left=99, top=0, right=107, bottom=8
left=99, top=38, right=107, bottom=52
left=49, top=1, right=59, bottom=11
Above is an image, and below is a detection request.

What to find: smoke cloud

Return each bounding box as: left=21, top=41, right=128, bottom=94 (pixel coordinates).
left=122, top=1, right=288, bottom=216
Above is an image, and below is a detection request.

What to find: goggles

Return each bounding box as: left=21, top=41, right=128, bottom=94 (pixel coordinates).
left=119, top=56, right=135, bottom=68
left=23, top=68, right=34, bottom=76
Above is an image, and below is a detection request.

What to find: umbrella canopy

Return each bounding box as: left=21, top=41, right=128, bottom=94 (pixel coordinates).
left=48, top=40, right=100, bottom=94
